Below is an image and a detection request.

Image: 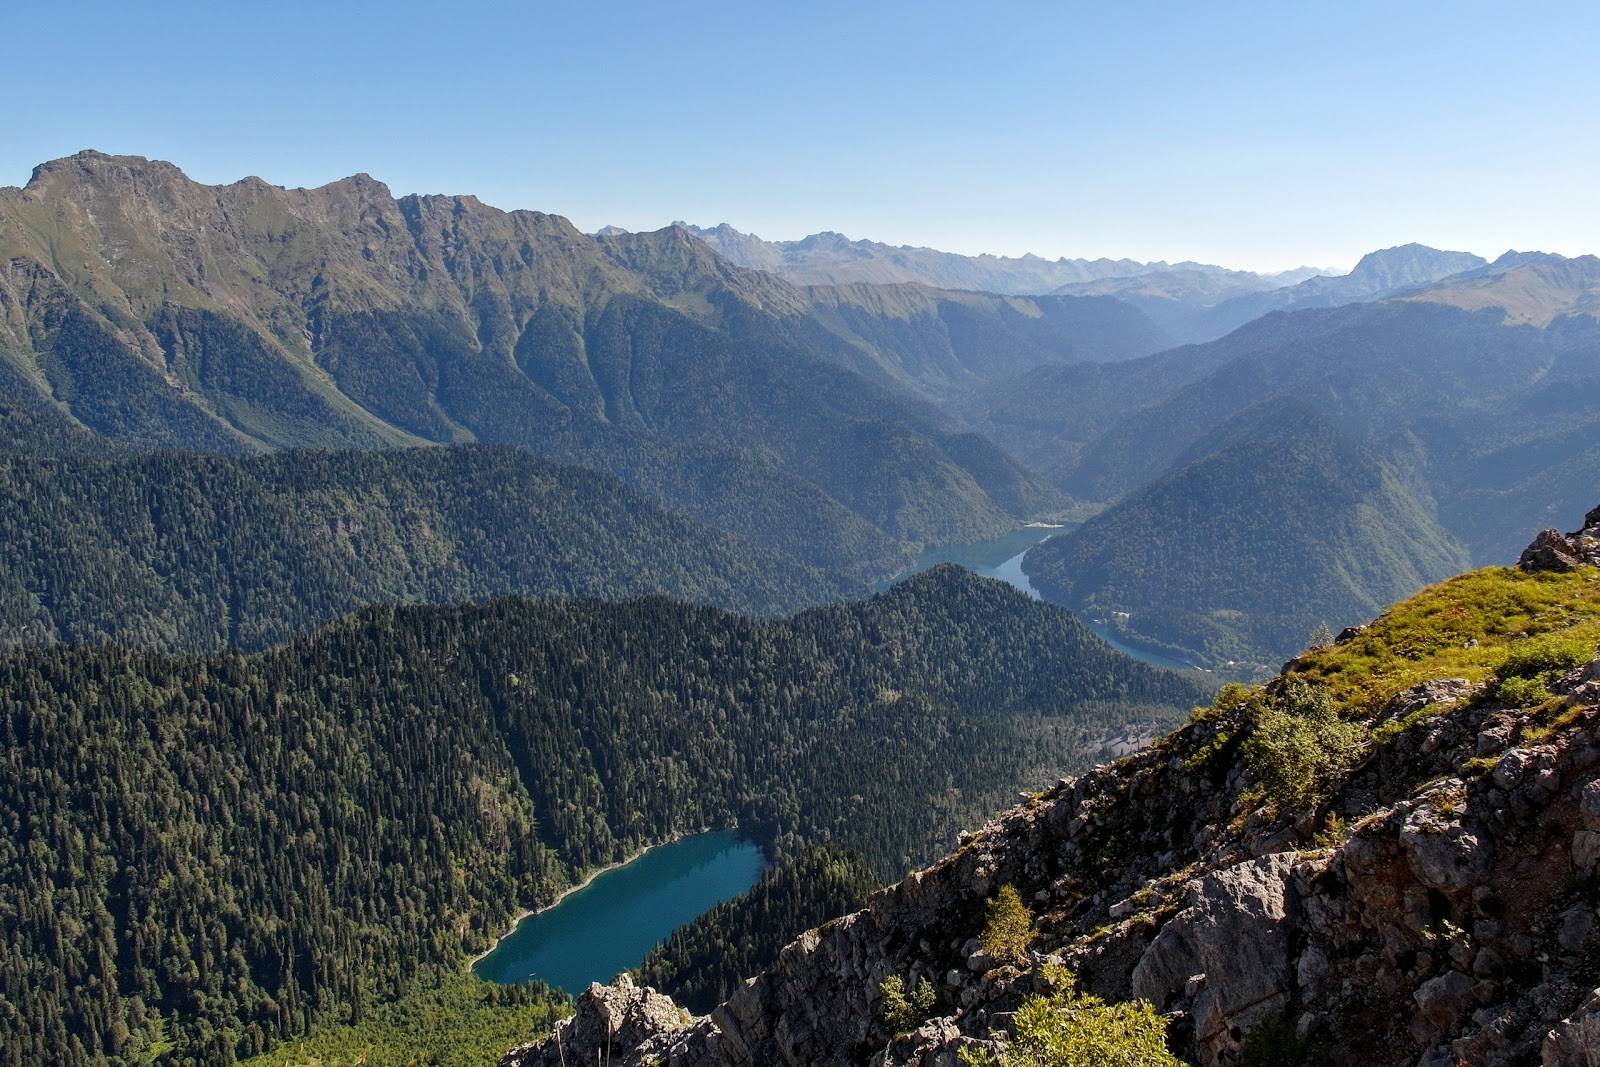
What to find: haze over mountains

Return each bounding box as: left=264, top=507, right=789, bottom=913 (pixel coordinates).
left=675, top=221, right=1331, bottom=296
left=1054, top=242, right=1489, bottom=343
left=657, top=222, right=1500, bottom=344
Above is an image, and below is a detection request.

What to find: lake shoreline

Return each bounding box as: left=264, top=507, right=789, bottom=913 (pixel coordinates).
left=469, top=827, right=720, bottom=969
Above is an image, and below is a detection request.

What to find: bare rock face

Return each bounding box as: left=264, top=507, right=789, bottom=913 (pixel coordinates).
left=1520, top=506, right=1600, bottom=572
left=1131, top=854, right=1300, bottom=1062
left=1543, top=987, right=1600, bottom=1066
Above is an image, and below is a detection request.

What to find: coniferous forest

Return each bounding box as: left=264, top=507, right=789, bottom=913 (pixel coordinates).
left=0, top=567, right=1208, bottom=1067
left=0, top=445, right=858, bottom=652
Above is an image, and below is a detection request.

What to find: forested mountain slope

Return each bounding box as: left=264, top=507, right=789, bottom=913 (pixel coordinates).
left=0, top=445, right=860, bottom=652
left=970, top=298, right=1600, bottom=567
left=1023, top=401, right=1470, bottom=667
left=955, top=302, right=1380, bottom=482
left=0, top=152, right=1074, bottom=580
left=0, top=567, right=1209, bottom=1067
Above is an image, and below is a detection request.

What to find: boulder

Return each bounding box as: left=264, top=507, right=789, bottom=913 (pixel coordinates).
left=1414, top=970, right=1474, bottom=1031
left=501, top=974, right=695, bottom=1067
left=1131, top=853, right=1300, bottom=1064
left=1520, top=507, right=1600, bottom=573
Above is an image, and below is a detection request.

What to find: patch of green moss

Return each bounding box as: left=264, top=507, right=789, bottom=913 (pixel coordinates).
left=1371, top=701, right=1452, bottom=745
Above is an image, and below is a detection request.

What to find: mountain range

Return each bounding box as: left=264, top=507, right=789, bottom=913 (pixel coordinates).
left=674, top=221, right=1330, bottom=295
left=1052, top=243, right=1487, bottom=343
left=9, top=150, right=1599, bottom=671
left=0, top=151, right=1107, bottom=581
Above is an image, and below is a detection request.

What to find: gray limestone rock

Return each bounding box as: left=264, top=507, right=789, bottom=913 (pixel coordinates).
left=1519, top=508, right=1600, bottom=573
left=1131, top=853, right=1300, bottom=1064
left=501, top=974, right=695, bottom=1067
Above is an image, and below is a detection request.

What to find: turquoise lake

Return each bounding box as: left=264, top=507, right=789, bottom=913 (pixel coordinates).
left=473, top=830, right=764, bottom=993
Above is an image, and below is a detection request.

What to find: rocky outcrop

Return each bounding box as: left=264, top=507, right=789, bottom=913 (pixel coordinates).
left=500, top=974, right=695, bottom=1067
left=505, top=517, right=1600, bottom=1067
left=1130, top=854, right=1301, bottom=1062
left=1520, top=506, right=1600, bottom=572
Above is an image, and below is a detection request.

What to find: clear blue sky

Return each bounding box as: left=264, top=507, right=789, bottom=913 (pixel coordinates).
left=7, top=1, right=1597, bottom=271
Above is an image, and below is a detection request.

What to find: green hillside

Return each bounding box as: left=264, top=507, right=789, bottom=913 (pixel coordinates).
left=0, top=445, right=861, bottom=652
left=0, top=567, right=1208, bottom=1067
left=1024, top=401, right=1470, bottom=667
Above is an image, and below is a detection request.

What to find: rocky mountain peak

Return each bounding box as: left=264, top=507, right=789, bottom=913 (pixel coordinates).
left=20, top=150, right=198, bottom=208
left=1346, top=243, right=1487, bottom=292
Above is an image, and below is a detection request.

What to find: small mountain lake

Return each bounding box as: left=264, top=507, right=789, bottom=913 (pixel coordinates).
left=473, top=830, right=764, bottom=993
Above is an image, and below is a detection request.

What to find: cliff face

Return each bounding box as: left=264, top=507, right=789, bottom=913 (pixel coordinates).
left=504, top=514, right=1600, bottom=1067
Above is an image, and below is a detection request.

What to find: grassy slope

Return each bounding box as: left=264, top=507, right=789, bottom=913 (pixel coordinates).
left=1292, top=563, right=1600, bottom=715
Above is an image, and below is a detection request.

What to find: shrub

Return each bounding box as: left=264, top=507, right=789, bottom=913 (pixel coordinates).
left=1241, top=1010, right=1326, bottom=1067
left=980, top=885, right=1035, bottom=966
left=880, top=974, right=937, bottom=1034
left=1495, top=635, right=1593, bottom=680
left=1493, top=674, right=1553, bottom=708
left=1189, top=682, right=1264, bottom=724
left=959, top=966, right=1181, bottom=1067
left=1307, top=622, right=1335, bottom=651
left=1242, top=680, right=1368, bottom=809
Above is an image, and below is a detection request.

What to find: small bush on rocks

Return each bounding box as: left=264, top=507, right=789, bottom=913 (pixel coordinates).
left=1241, top=1010, right=1327, bottom=1067
left=979, top=886, right=1036, bottom=967
left=959, top=966, right=1181, bottom=1067
left=879, top=975, right=936, bottom=1034
left=1243, top=679, right=1368, bottom=809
